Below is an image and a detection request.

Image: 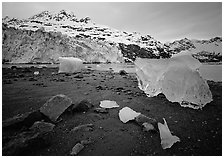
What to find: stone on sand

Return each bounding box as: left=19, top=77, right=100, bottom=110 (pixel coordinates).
left=40, top=94, right=73, bottom=122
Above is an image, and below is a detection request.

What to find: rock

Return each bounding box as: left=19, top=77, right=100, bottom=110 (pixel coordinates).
left=115, top=87, right=125, bottom=92
left=29, top=77, right=37, bottom=81
left=3, top=110, right=47, bottom=130
left=72, top=100, right=94, bottom=112
left=96, top=85, right=106, bottom=90
left=3, top=121, right=54, bottom=156
left=70, top=143, right=84, bottom=155
left=71, top=123, right=94, bottom=132
left=73, top=73, right=84, bottom=78
left=40, top=94, right=73, bottom=122
left=3, top=131, right=40, bottom=155
left=94, top=107, right=108, bottom=113
left=135, top=114, right=157, bottom=127
left=10, top=66, right=17, bottom=70
left=142, top=122, right=156, bottom=132
left=3, top=80, right=12, bottom=84
left=119, top=70, right=128, bottom=75
left=80, top=138, right=92, bottom=145
left=29, top=121, right=55, bottom=133
left=22, top=68, right=32, bottom=73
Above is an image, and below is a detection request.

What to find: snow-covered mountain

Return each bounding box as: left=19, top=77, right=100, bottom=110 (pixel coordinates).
left=166, top=37, right=222, bottom=62
left=2, top=10, right=170, bottom=64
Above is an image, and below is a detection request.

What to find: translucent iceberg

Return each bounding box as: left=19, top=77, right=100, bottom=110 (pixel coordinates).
left=134, top=54, right=212, bottom=109
left=58, top=57, right=83, bottom=73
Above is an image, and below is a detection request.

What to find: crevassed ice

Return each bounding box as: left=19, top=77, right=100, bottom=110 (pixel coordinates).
left=134, top=54, right=212, bottom=109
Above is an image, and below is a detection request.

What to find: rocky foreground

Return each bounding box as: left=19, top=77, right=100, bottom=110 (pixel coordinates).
left=2, top=66, right=222, bottom=156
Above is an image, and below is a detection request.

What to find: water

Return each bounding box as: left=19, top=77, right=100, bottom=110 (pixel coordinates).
left=198, top=64, right=222, bottom=82
left=91, top=63, right=222, bottom=82
left=2, top=63, right=222, bottom=82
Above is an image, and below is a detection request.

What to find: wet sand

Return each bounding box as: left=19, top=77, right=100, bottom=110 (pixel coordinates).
left=2, top=66, right=222, bottom=156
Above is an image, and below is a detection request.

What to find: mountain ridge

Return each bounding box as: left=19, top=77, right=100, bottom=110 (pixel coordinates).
left=2, top=10, right=222, bottom=63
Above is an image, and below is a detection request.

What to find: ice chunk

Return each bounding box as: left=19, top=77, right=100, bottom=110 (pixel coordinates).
left=34, top=71, right=39, bottom=75
left=170, top=53, right=202, bottom=71
left=135, top=58, right=169, bottom=97
left=158, top=118, right=180, bottom=149
left=162, top=65, right=213, bottom=109
left=58, top=57, right=83, bottom=73
left=134, top=54, right=212, bottom=109
left=119, top=107, right=141, bottom=123
left=99, top=100, right=120, bottom=109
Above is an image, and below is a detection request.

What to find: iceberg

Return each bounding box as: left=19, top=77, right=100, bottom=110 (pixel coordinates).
left=134, top=54, right=212, bottom=109
left=58, top=57, right=83, bottom=73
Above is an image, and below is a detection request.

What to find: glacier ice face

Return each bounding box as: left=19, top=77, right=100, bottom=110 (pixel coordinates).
left=58, top=57, right=83, bottom=73
left=134, top=54, right=213, bottom=109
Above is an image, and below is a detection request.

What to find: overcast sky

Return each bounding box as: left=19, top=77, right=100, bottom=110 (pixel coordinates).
left=2, top=2, right=222, bottom=43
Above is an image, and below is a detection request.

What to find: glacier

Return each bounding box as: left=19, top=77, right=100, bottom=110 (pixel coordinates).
left=135, top=53, right=213, bottom=109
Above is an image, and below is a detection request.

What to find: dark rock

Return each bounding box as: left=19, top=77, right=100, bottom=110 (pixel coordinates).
left=95, top=85, right=106, bottom=90
left=3, top=80, right=12, bottom=84
left=119, top=70, right=128, bottom=75
left=10, top=66, right=17, bottom=70
left=73, top=73, right=84, bottom=78
left=29, top=121, right=55, bottom=133
left=18, top=74, right=25, bottom=78
left=3, top=121, right=54, bottom=156
left=135, top=114, right=158, bottom=131
left=72, top=100, right=94, bottom=112
left=94, top=107, right=108, bottom=113
left=71, top=123, right=94, bottom=132
left=115, top=87, right=125, bottom=92
left=29, top=77, right=37, bottom=81
left=22, top=68, right=32, bottom=73
left=80, top=138, right=92, bottom=145
left=3, top=110, right=48, bottom=130
left=40, top=94, right=73, bottom=122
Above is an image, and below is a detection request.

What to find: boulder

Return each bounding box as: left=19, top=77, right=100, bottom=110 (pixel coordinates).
left=40, top=94, right=73, bottom=122
left=72, top=100, right=94, bottom=112
left=3, top=121, right=55, bottom=156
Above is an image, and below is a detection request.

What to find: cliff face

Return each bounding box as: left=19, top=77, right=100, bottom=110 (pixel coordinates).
left=2, top=24, right=124, bottom=63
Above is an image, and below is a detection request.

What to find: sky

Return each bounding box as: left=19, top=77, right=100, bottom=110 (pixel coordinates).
left=2, top=2, right=222, bottom=43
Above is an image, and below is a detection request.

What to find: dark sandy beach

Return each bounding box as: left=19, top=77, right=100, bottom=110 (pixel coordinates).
left=2, top=66, right=222, bottom=156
